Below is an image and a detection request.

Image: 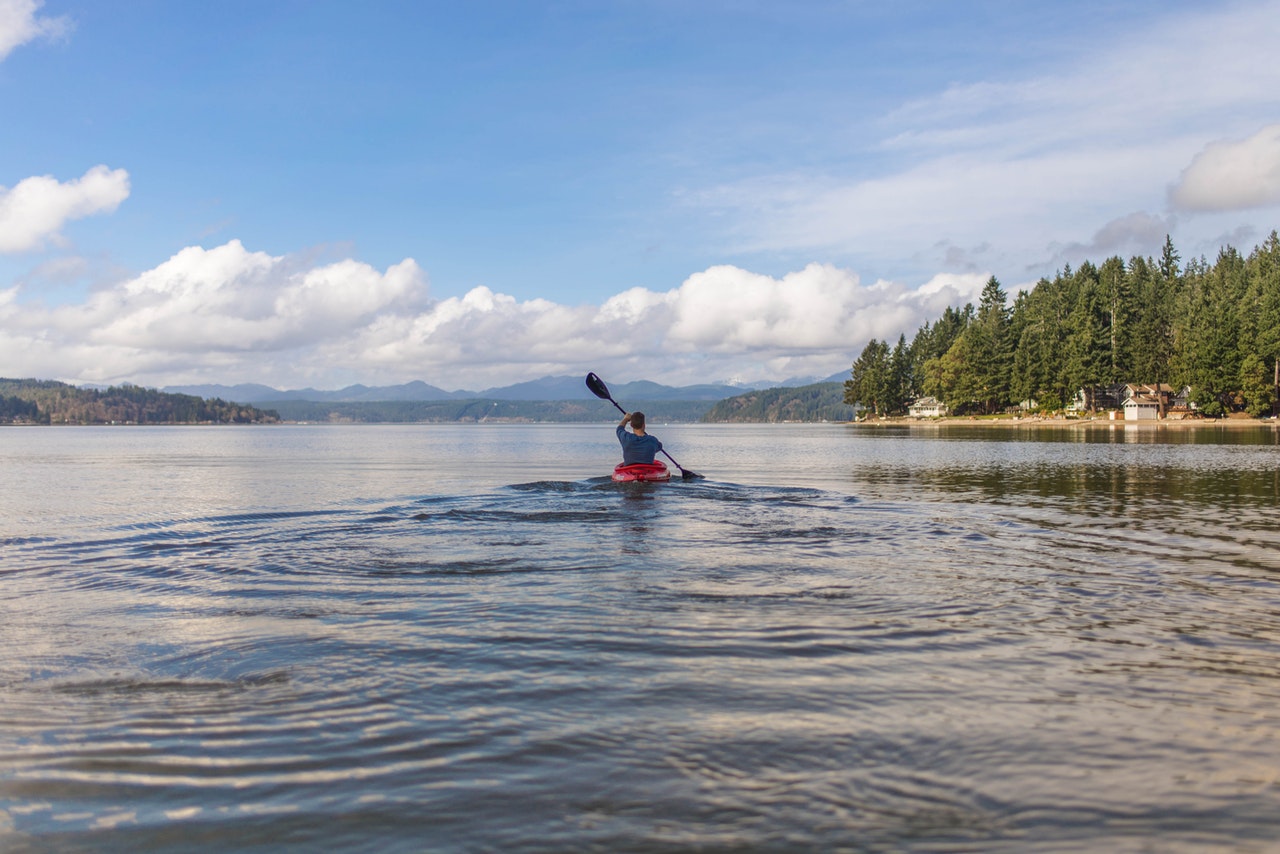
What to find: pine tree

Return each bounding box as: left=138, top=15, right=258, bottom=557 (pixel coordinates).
left=968, top=276, right=1012, bottom=413
left=1099, top=256, right=1133, bottom=381
left=1127, top=254, right=1173, bottom=390
left=1063, top=262, right=1110, bottom=391
left=889, top=334, right=912, bottom=413
left=1009, top=288, right=1048, bottom=408
left=844, top=339, right=893, bottom=416
left=1242, top=231, right=1280, bottom=415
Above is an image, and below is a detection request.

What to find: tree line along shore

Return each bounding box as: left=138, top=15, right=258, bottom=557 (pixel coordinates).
left=0, top=379, right=280, bottom=425
left=844, top=232, right=1280, bottom=420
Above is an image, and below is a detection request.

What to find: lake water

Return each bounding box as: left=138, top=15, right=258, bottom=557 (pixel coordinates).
left=3, top=422, right=1280, bottom=852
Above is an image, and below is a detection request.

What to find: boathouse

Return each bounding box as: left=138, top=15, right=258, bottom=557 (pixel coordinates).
left=1123, top=393, right=1160, bottom=421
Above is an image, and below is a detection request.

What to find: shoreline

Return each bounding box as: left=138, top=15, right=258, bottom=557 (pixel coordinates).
left=848, top=415, right=1280, bottom=430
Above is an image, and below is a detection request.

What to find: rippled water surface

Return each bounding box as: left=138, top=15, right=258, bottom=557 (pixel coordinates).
left=3, top=423, right=1280, bottom=852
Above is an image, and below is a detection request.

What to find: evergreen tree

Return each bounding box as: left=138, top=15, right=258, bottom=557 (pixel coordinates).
left=844, top=339, right=893, bottom=416
left=932, top=332, right=983, bottom=414
left=1241, top=231, right=1280, bottom=415
left=1063, top=262, right=1111, bottom=391
left=1099, top=255, right=1134, bottom=381
left=1176, top=249, right=1246, bottom=414
left=967, top=276, right=1012, bottom=413
left=888, top=334, right=912, bottom=413
left=1239, top=354, right=1275, bottom=417
left=1023, top=274, right=1073, bottom=408
left=1009, top=288, right=1046, bottom=408
left=1127, top=254, right=1174, bottom=390
left=909, top=304, right=973, bottom=385
left=1159, top=234, right=1181, bottom=281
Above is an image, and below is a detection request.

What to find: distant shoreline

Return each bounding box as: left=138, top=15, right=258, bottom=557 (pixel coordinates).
left=848, top=415, right=1280, bottom=429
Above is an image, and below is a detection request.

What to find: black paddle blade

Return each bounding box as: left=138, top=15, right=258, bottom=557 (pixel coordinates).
left=663, top=451, right=704, bottom=481
left=585, top=372, right=611, bottom=400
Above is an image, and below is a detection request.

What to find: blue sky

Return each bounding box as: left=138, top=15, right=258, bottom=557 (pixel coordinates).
left=3, top=0, right=1280, bottom=391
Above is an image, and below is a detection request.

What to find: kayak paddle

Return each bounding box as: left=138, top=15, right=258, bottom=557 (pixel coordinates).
left=586, top=372, right=704, bottom=480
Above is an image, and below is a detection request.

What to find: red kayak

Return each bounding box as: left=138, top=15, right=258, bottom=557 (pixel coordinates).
left=612, top=461, right=671, bottom=483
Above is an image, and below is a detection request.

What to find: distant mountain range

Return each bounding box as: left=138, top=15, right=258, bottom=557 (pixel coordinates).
left=165, top=372, right=849, bottom=404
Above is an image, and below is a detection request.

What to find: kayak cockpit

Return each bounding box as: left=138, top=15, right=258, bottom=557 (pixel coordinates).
left=611, top=461, right=671, bottom=483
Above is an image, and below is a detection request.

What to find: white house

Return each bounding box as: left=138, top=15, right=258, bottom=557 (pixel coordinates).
left=909, top=396, right=948, bottom=418
left=1123, top=393, right=1160, bottom=421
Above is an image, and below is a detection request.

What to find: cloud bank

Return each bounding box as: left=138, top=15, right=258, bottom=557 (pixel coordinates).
left=0, top=0, right=68, bottom=60
left=0, top=166, right=131, bottom=253
left=1171, top=124, right=1280, bottom=212
left=0, top=241, right=988, bottom=390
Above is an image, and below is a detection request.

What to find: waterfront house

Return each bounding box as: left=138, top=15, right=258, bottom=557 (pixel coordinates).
left=1123, top=395, right=1160, bottom=420
left=1121, top=384, right=1172, bottom=419
left=1069, top=383, right=1127, bottom=414
left=1124, top=383, right=1177, bottom=406
left=909, top=396, right=948, bottom=418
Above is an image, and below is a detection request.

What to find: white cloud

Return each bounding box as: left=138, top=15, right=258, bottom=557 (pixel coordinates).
left=316, top=260, right=990, bottom=388
left=690, top=1, right=1280, bottom=279
left=0, top=0, right=69, bottom=60
left=83, top=240, right=428, bottom=352
left=1171, top=124, right=1280, bottom=212
left=0, top=240, right=984, bottom=389
left=668, top=263, right=903, bottom=352
left=0, top=166, right=131, bottom=253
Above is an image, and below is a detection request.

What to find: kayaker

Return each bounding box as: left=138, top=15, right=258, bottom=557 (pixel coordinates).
left=617, top=411, right=663, bottom=465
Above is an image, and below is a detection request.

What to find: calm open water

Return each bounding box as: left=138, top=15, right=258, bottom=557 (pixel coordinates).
left=3, top=422, right=1280, bottom=852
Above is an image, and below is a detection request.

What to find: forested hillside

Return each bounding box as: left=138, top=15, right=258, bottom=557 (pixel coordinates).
left=844, top=232, right=1280, bottom=418
left=0, top=379, right=280, bottom=425
left=700, top=382, right=855, bottom=422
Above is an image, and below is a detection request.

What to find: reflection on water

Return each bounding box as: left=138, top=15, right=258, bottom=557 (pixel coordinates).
left=842, top=424, right=1280, bottom=576
left=2, top=424, right=1280, bottom=852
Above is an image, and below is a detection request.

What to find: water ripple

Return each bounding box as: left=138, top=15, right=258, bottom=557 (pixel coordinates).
left=5, top=430, right=1280, bottom=851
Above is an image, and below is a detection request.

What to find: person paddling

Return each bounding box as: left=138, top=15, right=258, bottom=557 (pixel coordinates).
left=617, top=411, right=663, bottom=465
left=587, top=373, right=702, bottom=480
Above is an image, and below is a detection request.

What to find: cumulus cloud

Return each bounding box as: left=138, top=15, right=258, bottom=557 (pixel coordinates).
left=0, top=0, right=69, bottom=60
left=0, top=241, right=987, bottom=389
left=1170, top=124, right=1280, bottom=212
left=335, top=260, right=986, bottom=387
left=0, top=166, right=131, bottom=253
left=81, top=240, right=429, bottom=352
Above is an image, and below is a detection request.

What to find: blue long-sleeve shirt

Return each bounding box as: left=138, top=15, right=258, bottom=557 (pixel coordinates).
left=617, top=425, right=663, bottom=465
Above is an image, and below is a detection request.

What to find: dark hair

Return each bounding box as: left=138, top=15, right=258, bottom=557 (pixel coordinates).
left=631, top=411, right=646, bottom=430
